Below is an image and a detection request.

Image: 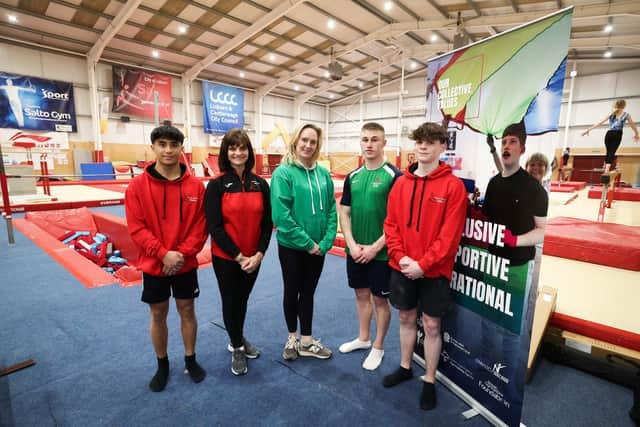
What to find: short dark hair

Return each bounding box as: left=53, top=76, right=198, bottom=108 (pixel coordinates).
left=409, top=122, right=447, bottom=144
left=502, top=121, right=527, bottom=145
left=361, top=122, right=385, bottom=134
left=218, top=128, right=255, bottom=173
left=150, top=125, right=184, bottom=144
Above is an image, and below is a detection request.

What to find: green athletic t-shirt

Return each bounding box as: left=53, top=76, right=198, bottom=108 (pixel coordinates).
left=340, top=162, right=402, bottom=261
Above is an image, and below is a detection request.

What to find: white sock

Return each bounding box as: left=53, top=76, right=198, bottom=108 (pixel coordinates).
left=362, top=348, right=384, bottom=371
left=339, top=338, right=371, bottom=353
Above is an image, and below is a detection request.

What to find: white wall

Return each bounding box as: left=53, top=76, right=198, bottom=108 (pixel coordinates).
left=0, top=41, right=325, bottom=149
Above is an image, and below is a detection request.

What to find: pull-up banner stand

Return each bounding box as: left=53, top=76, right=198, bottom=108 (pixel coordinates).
left=416, top=7, right=573, bottom=427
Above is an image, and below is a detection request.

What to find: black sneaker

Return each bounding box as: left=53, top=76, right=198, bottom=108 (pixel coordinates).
left=382, top=366, right=413, bottom=388
left=420, top=381, right=437, bottom=410
left=231, top=347, right=248, bottom=376
left=227, top=337, right=261, bottom=359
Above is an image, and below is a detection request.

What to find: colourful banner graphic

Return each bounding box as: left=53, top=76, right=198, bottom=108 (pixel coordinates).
left=111, top=65, right=172, bottom=120
left=426, top=9, right=572, bottom=138
left=0, top=73, right=77, bottom=132
left=202, top=81, right=244, bottom=135
left=417, top=8, right=573, bottom=427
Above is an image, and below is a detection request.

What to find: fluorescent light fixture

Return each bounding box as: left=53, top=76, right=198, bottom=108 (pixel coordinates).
left=8, top=14, right=18, bottom=23
left=329, top=93, right=334, bottom=99
left=430, top=34, right=438, bottom=43
left=569, top=70, right=577, bottom=78
left=178, top=25, right=187, bottom=34
left=358, top=81, right=364, bottom=88
left=294, top=85, right=300, bottom=91
left=152, top=50, right=159, bottom=58
left=604, top=23, right=613, bottom=33
left=410, top=61, right=417, bottom=69
left=604, top=49, right=612, bottom=58
left=324, top=71, right=330, bottom=78
left=239, top=71, right=245, bottom=78
left=384, top=1, right=393, bottom=11
left=269, top=53, right=276, bottom=61
left=327, top=19, right=335, bottom=29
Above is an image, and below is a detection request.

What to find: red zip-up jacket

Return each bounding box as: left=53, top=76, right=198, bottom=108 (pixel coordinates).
left=204, top=171, right=272, bottom=261
left=125, top=163, right=207, bottom=276
left=384, top=162, right=467, bottom=280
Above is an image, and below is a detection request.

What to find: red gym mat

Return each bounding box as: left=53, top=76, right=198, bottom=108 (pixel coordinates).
left=550, top=186, right=575, bottom=193
left=551, top=181, right=586, bottom=190
left=15, top=208, right=211, bottom=288
left=588, top=186, right=640, bottom=202
left=542, top=216, right=640, bottom=271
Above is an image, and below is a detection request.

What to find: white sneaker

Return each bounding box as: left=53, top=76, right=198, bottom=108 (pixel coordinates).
left=339, top=338, right=371, bottom=353
left=362, top=348, right=384, bottom=371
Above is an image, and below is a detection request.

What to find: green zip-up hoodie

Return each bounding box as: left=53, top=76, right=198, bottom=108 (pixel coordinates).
left=270, top=160, right=337, bottom=254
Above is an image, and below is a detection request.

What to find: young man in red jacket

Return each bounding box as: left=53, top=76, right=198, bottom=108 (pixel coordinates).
left=382, top=122, right=467, bottom=410
left=125, top=125, right=208, bottom=392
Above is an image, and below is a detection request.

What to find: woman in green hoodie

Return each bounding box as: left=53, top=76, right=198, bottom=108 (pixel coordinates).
left=271, top=123, right=337, bottom=361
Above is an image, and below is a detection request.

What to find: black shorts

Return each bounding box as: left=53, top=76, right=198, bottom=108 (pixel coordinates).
left=389, top=269, right=451, bottom=317
left=141, top=269, right=200, bottom=304
left=346, top=257, right=391, bottom=298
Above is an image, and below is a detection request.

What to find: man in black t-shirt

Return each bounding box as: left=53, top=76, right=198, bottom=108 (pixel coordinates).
left=482, top=122, right=548, bottom=265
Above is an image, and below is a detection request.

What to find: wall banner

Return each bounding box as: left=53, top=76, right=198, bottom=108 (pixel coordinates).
left=112, top=65, right=172, bottom=120
left=0, top=73, right=77, bottom=132
left=202, top=81, right=244, bottom=135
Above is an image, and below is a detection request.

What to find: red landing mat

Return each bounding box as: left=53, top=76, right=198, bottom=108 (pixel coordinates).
left=551, top=312, right=640, bottom=353
left=14, top=207, right=211, bottom=288
left=542, top=216, right=640, bottom=271
left=588, top=186, right=640, bottom=202
left=551, top=181, right=586, bottom=190
left=550, top=186, right=575, bottom=193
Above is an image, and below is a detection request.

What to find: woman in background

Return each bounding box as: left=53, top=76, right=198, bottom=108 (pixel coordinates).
left=582, top=99, right=639, bottom=173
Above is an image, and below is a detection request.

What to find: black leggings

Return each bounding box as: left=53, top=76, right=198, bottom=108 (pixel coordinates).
left=212, top=256, right=259, bottom=348
left=604, top=130, right=622, bottom=165
left=278, top=244, right=325, bottom=336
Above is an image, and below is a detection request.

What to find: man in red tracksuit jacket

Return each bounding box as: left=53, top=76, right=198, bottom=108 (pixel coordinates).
left=382, top=122, right=467, bottom=411
left=125, top=125, right=208, bottom=392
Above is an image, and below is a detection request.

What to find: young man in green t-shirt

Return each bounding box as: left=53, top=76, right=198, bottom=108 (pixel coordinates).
left=338, top=122, right=402, bottom=370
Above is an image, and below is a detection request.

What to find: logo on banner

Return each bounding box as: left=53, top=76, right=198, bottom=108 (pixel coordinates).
left=209, top=90, right=239, bottom=106
left=477, top=359, right=510, bottom=384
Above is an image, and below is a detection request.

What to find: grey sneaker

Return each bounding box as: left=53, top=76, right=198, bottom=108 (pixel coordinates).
left=231, top=347, right=247, bottom=376
left=227, top=337, right=261, bottom=359
left=298, top=339, right=332, bottom=359
left=282, top=335, right=299, bottom=361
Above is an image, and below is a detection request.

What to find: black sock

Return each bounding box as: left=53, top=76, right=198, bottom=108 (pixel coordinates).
left=383, top=366, right=413, bottom=388
left=185, top=354, right=206, bottom=383
left=149, top=357, right=169, bottom=392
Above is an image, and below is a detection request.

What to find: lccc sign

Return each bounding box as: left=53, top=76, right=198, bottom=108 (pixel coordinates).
left=202, top=81, right=244, bottom=135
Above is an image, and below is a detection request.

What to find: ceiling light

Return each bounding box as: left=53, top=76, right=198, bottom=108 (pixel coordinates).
left=604, top=49, right=612, bottom=58
left=152, top=50, right=159, bottom=58
left=8, top=14, right=17, bottom=23
left=358, top=82, right=364, bottom=88
left=604, top=23, right=613, bottom=33
left=410, top=61, right=417, bottom=69
left=178, top=25, right=187, bottom=34
left=324, top=71, right=330, bottom=78
left=294, top=85, right=300, bottom=91
left=269, top=53, right=276, bottom=61
left=569, top=70, right=577, bottom=78
left=430, top=34, right=438, bottom=43
left=239, top=71, right=245, bottom=78
left=384, top=1, right=393, bottom=11
left=329, top=94, right=334, bottom=99
left=327, top=19, right=335, bottom=29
